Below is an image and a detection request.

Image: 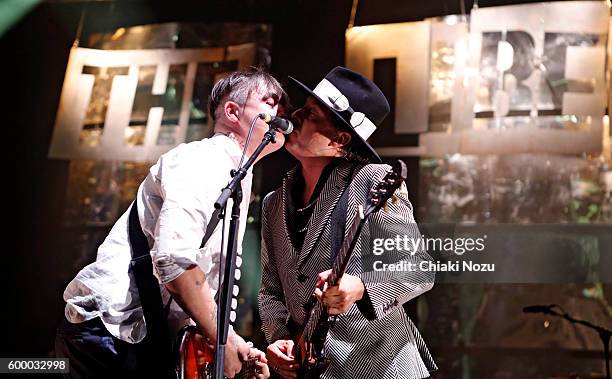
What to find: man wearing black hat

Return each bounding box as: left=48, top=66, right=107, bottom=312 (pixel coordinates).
left=258, top=67, right=437, bottom=378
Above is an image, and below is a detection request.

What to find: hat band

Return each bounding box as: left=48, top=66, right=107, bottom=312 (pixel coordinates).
left=312, top=79, right=377, bottom=140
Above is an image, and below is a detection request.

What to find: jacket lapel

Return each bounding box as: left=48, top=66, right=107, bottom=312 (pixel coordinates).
left=281, top=166, right=300, bottom=257
left=296, top=162, right=354, bottom=269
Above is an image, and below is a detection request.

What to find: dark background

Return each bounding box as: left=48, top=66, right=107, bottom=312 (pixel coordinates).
left=1, top=0, right=590, bottom=362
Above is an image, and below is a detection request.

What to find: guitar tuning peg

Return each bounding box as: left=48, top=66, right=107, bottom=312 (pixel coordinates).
left=233, top=285, right=240, bottom=296
left=236, top=255, right=242, bottom=268
left=230, top=311, right=236, bottom=322
left=235, top=269, right=241, bottom=280
left=231, top=298, right=238, bottom=309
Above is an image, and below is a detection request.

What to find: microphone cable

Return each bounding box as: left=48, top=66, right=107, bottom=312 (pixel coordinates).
left=237, top=114, right=262, bottom=170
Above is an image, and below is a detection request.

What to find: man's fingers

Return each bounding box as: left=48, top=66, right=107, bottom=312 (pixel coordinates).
left=283, top=340, right=295, bottom=358
left=258, top=353, right=268, bottom=364
left=267, top=339, right=298, bottom=377
left=268, top=346, right=296, bottom=363
left=267, top=340, right=300, bottom=378
left=315, top=276, right=325, bottom=288
left=317, top=269, right=332, bottom=281
left=275, top=354, right=296, bottom=364
left=253, top=360, right=270, bottom=379
left=314, top=288, right=323, bottom=301
left=268, top=343, right=286, bottom=358
left=323, top=284, right=342, bottom=297
left=249, top=348, right=267, bottom=363
left=239, top=350, right=250, bottom=361
left=275, top=349, right=296, bottom=362
left=268, top=358, right=299, bottom=379
left=316, top=269, right=332, bottom=288
left=317, top=283, right=345, bottom=304
left=320, top=290, right=344, bottom=307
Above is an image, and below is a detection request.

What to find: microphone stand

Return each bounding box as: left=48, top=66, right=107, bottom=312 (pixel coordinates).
left=545, top=308, right=611, bottom=379
left=212, top=127, right=277, bottom=379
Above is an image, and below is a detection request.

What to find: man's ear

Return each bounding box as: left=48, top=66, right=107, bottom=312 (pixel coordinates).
left=223, top=101, right=241, bottom=123
left=334, top=131, right=352, bottom=148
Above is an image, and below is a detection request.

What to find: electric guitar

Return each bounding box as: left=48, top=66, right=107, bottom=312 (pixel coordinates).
left=175, top=325, right=260, bottom=379
left=292, top=160, right=408, bottom=378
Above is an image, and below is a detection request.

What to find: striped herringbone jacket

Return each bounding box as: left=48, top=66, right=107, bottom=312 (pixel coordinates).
left=258, top=161, right=437, bottom=379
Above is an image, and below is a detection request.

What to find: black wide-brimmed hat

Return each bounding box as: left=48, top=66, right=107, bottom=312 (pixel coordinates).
left=288, top=66, right=390, bottom=163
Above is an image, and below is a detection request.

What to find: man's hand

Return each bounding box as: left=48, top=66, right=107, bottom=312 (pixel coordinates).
left=266, top=339, right=299, bottom=379
left=248, top=348, right=270, bottom=379
left=314, top=270, right=365, bottom=315
left=224, top=332, right=250, bottom=378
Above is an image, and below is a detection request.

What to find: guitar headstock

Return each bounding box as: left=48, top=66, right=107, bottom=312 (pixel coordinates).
left=362, top=160, right=408, bottom=218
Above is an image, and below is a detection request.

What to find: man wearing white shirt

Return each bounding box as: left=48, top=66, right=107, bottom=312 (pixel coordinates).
left=55, top=69, right=284, bottom=378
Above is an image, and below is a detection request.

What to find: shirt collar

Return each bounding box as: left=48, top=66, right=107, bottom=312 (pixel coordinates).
left=212, top=132, right=250, bottom=170
left=290, top=158, right=344, bottom=207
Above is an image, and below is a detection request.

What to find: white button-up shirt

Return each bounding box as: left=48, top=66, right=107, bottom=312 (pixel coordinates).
left=63, top=134, right=252, bottom=343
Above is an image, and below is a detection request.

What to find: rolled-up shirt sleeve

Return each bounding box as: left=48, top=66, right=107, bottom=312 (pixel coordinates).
left=148, top=149, right=215, bottom=284
left=151, top=200, right=211, bottom=283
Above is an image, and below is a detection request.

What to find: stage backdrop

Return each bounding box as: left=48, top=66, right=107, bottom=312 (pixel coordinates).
left=345, top=2, right=611, bottom=378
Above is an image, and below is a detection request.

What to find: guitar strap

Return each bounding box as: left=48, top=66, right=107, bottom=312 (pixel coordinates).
left=127, top=199, right=221, bottom=375
left=127, top=201, right=173, bottom=374
left=320, top=163, right=368, bottom=337
left=330, top=163, right=361, bottom=263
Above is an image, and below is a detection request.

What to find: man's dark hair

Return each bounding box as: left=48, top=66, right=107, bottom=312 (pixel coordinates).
left=208, top=68, right=285, bottom=123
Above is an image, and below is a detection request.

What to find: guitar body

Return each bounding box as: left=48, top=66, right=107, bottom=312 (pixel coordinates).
left=175, top=325, right=214, bottom=379
left=174, top=326, right=257, bottom=379
left=289, top=295, right=330, bottom=378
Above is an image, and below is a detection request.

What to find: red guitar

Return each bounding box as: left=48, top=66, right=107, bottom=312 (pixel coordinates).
left=175, top=325, right=260, bottom=379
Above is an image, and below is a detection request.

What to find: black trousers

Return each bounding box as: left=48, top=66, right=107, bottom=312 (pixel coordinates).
left=54, top=316, right=168, bottom=378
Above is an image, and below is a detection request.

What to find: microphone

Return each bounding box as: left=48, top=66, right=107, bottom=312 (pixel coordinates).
left=523, top=304, right=556, bottom=314
left=258, top=113, right=294, bottom=134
